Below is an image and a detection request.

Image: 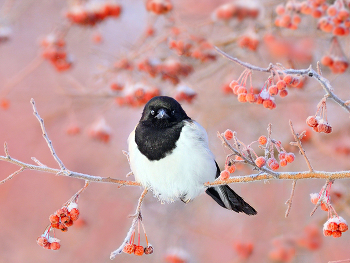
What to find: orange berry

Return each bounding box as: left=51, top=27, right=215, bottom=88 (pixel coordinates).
left=268, top=85, right=278, bottom=96
left=283, top=75, right=293, bottom=84
left=285, top=153, right=295, bottom=163
left=37, top=236, right=49, bottom=247
left=323, top=229, right=333, bottom=236
left=278, top=152, right=286, bottom=160
left=279, top=89, right=288, bottom=98
left=292, top=14, right=301, bottom=25
left=256, top=95, right=264, bottom=104
left=327, top=5, right=338, bottom=17
left=258, top=135, right=267, bottom=145
left=237, top=93, right=247, bottom=103
left=333, top=26, right=346, bottom=36
left=110, top=83, right=124, bottom=91
left=280, top=14, right=292, bottom=27
left=332, top=230, right=342, bottom=238
left=69, top=208, right=80, bottom=221
left=232, top=85, right=240, bottom=95
left=219, top=170, right=230, bottom=180
left=229, top=80, right=239, bottom=89
left=312, top=8, right=323, bottom=18
left=275, top=4, right=285, bottom=15
left=51, top=222, right=60, bottom=229
left=123, top=244, right=135, bottom=254
left=321, top=55, right=334, bottom=67
left=263, top=99, right=273, bottom=109
left=306, top=116, right=318, bottom=127
left=328, top=222, right=339, bottom=231
left=50, top=242, right=61, bottom=250
left=280, top=159, right=288, bottom=167
left=134, top=245, right=144, bottom=256
left=237, top=86, right=247, bottom=94
left=61, top=216, right=70, bottom=224
left=338, top=8, right=349, bottom=20
left=268, top=158, right=279, bottom=170
left=290, top=77, right=300, bottom=87
left=255, top=156, right=266, bottom=168
left=339, top=223, right=348, bottom=232
left=49, top=214, right=60, bottom=224
left=246, top=93, right=257, bottom=103
left=276, top=80, right=287, bottom=90
left=55, top=207, right=68, bottom=217
left=321, top=202, right=329, bottom=211
left=224, top=129, right=234, bottom=140
left=227, top=165, right=236, bottom=174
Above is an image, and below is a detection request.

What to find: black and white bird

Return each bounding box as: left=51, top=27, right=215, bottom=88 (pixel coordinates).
left=128, top=96, right=257, bottom=215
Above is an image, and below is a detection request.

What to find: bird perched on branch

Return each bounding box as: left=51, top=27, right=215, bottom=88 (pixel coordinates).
left=128, top=96, right=257, bottom=215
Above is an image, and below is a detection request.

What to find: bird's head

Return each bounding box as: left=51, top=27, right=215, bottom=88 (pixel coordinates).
left=139, top=96, right=190, bottom=128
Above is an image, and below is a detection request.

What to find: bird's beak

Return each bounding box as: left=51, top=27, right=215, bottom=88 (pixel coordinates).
left=155, top=109, right=169, bottom=119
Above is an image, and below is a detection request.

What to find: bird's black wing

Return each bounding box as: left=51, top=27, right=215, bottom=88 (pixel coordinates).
left=205, top=161, right=257, bottom=215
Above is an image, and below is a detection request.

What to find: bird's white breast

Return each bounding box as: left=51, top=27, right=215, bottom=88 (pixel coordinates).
left=128, top=121, right=217, bottom=203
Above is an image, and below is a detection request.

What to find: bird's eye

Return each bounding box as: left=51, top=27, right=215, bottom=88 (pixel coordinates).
left=171, top=110, right=175, bottom=115
left=150, top=110, right=155, bottom=115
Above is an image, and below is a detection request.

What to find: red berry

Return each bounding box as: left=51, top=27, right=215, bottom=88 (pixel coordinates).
left=49, top=214, right=60, bottom=224
left=134, top=245, right=144, bottom=256
left=69, top=208, right=80, bottom=221
left=255, top=156, right=266, bottom=168
left=219, top=170, right=230, bottom=180
left=37, top=236, right=49, bottom=247
left=258, top=135, right=267, bottom=145
left=339, top=223, right=348, bottom=232
left=323, top=229, right=333, bottom=236
left=328, top=222, right=339, bottom=231
left=283, top=75, right=293, bottom=84
left=268, top=158, right=279, bottom=170
left=268, top=85, right=278, bottom=96
left=278, top=152, right=286, bottom=160
left=123, top=244, right=135, bottom=254
left=332, top=230, right=342, bottom=238
left=279, top=89, right=288, bottom=98
left=50, top=242, right=61, bottom=250
left=227, top=165, right=236, bottom=174
left=276, top=80, right=287, bottom=90
left=285, top=153, right=295, bottom=163
left=224, top=129, right=234, bottom=140
left=306, top=116, right=318, bottom=127
left=280, top=159, right=288, bottom=167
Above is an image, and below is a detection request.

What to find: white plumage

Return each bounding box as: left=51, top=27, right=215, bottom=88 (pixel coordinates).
left=128, top=120, right=217, bottom=203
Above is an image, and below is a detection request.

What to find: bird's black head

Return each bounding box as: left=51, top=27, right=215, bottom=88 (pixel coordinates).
left=139, top=96, right=190, bottom=128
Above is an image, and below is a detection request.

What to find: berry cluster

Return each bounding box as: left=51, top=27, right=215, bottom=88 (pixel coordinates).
left=274, top=3, right=302, bottom=30
left=323, top=216, right=348, bottom=238
left=114, top=82, right=160, bottom=107
left=174, top=84, right=197, bottom=103
left=306, top=97, right=332, bottom=133
left=228, top=68, right=303, bottom=110
left=320, top=37, right=348, bottom=74
left=211, top=2, right=260, bottom=22
left=145, top=0, right=173, bottom=15
left=237, top=31, right=259, bottom=51
left=259, top=136, right=295, bottom=171
left=268, top=236, right=296, bottom=263
left=168, top=35, right=216, bottom=62
left=37, top=235, right=61, bottom=250
left=310, top=192, right=329, bottom=211
left=66, top=124, right=81, bottom=136
left=318, top=0, right=350, bottom=36
left=49, top=202, right=80, bottom=232
left=137, top=58, right=193, bottom=85
left=222, top=129, right=295, bottom=173
left=122, top=220, right=153, bottom=256
left=88, top=118, right=112, bottom=143
left=65, top=1, right=122, bottom=26
left=40, top=33, right=72, bottom=72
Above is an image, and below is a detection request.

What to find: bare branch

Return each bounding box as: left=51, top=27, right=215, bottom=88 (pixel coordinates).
left=30, top=98, right=67, bottom=171
left=215, top=47, right=350, bottom=113
left=110, top=188, right=148, bottom=259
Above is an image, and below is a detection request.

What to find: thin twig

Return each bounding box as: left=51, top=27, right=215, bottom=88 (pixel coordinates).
left=0, top=167, right=25, bottom=184
left=285, top=180, right=297, bottom=218
left=310, top=179, right=332, bottom=216
left=289, top=120, right=314, bottom=172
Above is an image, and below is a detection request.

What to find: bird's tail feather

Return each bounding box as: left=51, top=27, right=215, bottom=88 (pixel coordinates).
left=206, top=185, right=257, bottom=215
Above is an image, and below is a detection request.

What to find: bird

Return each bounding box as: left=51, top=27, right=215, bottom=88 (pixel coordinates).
left=128, top=96, right=257, bottom=215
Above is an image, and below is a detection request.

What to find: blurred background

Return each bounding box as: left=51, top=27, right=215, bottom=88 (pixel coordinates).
left=1, top=0, right=350, bottom=262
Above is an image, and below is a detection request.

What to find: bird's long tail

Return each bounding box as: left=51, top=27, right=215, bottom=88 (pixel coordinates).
left=205, top=185, right=257, bottom=215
